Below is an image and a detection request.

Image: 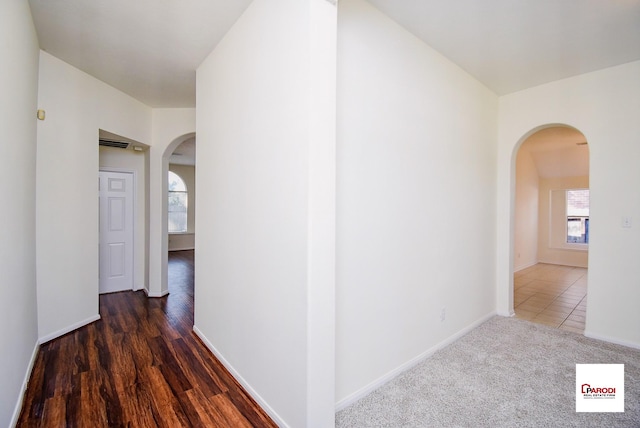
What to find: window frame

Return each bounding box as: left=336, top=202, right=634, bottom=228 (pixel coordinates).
left=565, top=188, right=589, bottom=247
left=168, top=171, right=188, bottom=234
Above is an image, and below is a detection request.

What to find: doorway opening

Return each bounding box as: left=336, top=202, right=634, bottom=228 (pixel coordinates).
left=98, top=130, right=149, bottom=295
left=512, top=125, right=590, bottom=333
left=164, top=135, right=196, bottom=314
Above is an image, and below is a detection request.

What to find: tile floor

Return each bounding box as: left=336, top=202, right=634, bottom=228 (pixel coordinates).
left=514, top=263, right=587, bottom=333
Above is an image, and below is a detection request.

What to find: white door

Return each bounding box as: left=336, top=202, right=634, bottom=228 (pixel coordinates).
left=99, top=171, right=134, bottom=293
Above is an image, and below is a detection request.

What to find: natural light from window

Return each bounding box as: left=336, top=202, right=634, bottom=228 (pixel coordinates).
left=168, top=171, right=187, bottom=233
left=567, top=189, right=589, bottom=244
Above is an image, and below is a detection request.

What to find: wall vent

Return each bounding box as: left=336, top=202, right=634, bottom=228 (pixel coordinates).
left=99, top=139, right=130, bottom=149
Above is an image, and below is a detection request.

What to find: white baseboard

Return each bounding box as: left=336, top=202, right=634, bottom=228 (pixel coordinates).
left=536, top=259, right=588, bottom=269
left=496, top=309, right=515, bottom=317
left=192, top=326, right=288, bottom=428
left=583, top=330, right=640, bottom=351
left=514, top=260, right=538, bottom=272
left=168, top=246, right=195, bottom=252
left=10, top=340, right=39, bottom=428
left=143, top=288, right=170, bottom=298
left=39, top=314, right=101, bottom=344
left=335, top=311, right=497, bottom=412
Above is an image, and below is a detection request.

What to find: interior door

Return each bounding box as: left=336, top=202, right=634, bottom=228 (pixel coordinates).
left=99, top=170, right=134, bottom=293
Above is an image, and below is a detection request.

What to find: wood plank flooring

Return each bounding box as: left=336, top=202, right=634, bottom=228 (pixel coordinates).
left=17, top=250, right=277, bottom=428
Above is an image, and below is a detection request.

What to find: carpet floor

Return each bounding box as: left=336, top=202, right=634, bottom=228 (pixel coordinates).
left=336, top=316, right=640, bottom=427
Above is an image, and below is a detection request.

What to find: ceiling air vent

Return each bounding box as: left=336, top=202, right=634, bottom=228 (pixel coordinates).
left=99, top=139, right=130, bottom=149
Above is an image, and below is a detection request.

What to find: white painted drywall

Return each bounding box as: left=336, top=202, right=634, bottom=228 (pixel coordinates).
left=99, top=146, right=149, bottom=290
left=537, top=176, right=589, bottom=267
left=195, top=0, right=336, bottom=426
left=148, top=109, right=195, bottom=297
left=306, top=0, right=337, bottom=424
left=497, top=60, right=640, bottom=347
left=0, top=2, right=40, bottom=426
left=336, top=0, right=498, bottom=404
left=36, top=52, right=152, bottom=341
left=514, top=145, right=539, bottom=271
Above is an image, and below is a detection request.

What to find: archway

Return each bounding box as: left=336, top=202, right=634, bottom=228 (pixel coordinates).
left=147, top=132, right=195, bottom=298
left=511, top=124, right=590, bottom=332
left=161, top=133, right=196, bottom=296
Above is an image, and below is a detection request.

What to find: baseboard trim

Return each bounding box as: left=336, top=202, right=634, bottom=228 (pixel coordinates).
left=192, top=326, right=288, bottom=428
left=583, top=330, right=640, bottom=351
left=39, top=314, right=101, bottom=344
left=535, top=259, right=588, bottom=268
left=496, top=309, right=515, bottom=317
left=335, top=311, right=496, bottom=412
left=514, top=261, right=538, bottom=272
left=10, top=340, right=39, bottom=428
left=142, top=288, right=170, bottom=298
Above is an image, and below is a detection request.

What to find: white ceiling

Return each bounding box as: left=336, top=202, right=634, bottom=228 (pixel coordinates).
left=368, top=0, right=640, bottom=95
left=520, top=126, right=589, bottom=178
left=169, top=137, right=196, bottom=166
left=28, top=0, right=253, bottom=108
left=28, top=0, right=640, bottom=107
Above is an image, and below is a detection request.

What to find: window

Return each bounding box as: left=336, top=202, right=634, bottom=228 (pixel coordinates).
left=567, top=189, right=589, bottom=244
left=168, top=171, right=187, bottom=233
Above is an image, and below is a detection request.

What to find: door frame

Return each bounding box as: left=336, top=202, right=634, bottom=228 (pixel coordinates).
left=99, top=167, right=138, bottom=292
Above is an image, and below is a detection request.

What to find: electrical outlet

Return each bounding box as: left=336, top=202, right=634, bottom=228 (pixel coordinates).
left=622, top=216, right=632, bottom=228
left=440, top=308, right=446, bottom=322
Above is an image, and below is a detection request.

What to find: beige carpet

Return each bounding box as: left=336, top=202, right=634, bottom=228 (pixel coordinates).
left=336, top=316, right=640, bottom=427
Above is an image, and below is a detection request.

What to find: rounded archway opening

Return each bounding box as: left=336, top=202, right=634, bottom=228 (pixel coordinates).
left=159, top=132, right=196, bottom=297
left=510, top=124, right=590, bottom=333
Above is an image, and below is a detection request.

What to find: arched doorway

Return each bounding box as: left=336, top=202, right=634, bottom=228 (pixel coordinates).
left=512, top=125, right=590, bottom=333
left=159, top=133, right=196, bottom=298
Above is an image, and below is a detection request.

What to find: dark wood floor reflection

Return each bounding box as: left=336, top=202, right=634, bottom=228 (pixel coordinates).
left=17, top=250, right=276, bottom=427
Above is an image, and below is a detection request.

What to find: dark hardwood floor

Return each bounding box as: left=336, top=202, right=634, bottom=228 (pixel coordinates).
left=17, top=250, right=276, bottom=427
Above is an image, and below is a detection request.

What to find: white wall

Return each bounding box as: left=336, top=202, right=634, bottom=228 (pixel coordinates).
left=195, top=0, right=336, bottom=426
left=99, top=146, right=149, bottom=289
left=148, top=109, right=195, bottom=297
left=0, top=2, right=40, bottom=426
left=514, top=146, right=539, bottom=271
left=537, top=176, right=589, bottom=267
left=497, top=61, right=640, bottom=347
left=336, top=0, right=498, bottom=405
left=36, top=52, right=152, bottom=341
left=36, top=53, right=194, bottom=336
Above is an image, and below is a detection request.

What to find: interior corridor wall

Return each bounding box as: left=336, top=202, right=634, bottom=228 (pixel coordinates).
left=148, top=108, right=195, bottom=297
left=497, top=60, right=640, bottom=348
left=336, top=0, right=499, bottom=406
left=514, top=145, right=539, bottom=271
left=195, top=0, right=336, bottom=426
left=36, top=52, right=152, bottom=341
left=0, top=2, right=40, bottom=426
